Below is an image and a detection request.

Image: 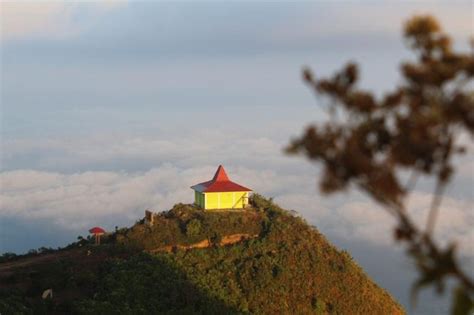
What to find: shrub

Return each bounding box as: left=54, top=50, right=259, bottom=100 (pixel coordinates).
left=0, top=252, right=17, bottom=263
left=186, top=219, right=202, bottom=237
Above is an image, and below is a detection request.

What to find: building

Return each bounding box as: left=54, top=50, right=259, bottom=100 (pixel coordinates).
left=191, top=165, right=252, bottom=210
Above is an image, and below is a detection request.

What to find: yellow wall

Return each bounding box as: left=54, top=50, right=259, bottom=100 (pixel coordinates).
left=206, top=193, right=219, bottom=209
left=202, top=191, right=249, bottom=210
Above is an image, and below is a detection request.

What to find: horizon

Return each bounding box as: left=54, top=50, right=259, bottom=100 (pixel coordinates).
left=1, top=1, right=473, bottom=314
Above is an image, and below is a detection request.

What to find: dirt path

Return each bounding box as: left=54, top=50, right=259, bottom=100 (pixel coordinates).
left=147, top=233, right=258, bottom=253
left=0, top=232, right=259, bottom=272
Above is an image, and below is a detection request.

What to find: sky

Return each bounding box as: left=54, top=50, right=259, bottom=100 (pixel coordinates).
left=1, top=1, right=473, bottom=314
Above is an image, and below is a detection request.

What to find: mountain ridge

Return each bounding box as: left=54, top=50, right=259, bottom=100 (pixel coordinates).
left=0, top=194, right=404, bottom=314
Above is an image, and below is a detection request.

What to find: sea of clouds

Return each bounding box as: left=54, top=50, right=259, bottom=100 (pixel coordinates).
left=2, top=130, right=472, bottom=263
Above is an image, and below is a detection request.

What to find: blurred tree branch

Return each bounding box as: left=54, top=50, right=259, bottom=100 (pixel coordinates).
left=287, top=15, right=473, bottom=314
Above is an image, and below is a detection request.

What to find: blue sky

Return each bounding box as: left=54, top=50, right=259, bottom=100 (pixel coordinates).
left=1, top=1, right=473, bottom=313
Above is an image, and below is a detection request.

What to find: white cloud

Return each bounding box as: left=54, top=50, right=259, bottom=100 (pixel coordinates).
left=406, top=192, right=474, bottom=257
left=0, top=163, right=307, bottom=230
left=2, top=163, right=472, bottom=260
left=2, top=130, right=301, bottom=174
left=457, top=156, right=474, bottom=180
left=1, top=166, right=192, bottom=229
left=0, top=1, right=126, bottom=41
left=1, top=129, right=472, bottom=269
left=2, top=132, right=472, bottom=254
left=276, top=184, right=473, bottom=261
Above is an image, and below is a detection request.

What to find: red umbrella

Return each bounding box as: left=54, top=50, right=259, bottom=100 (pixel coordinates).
left=89, top=227, right=105, bottom=245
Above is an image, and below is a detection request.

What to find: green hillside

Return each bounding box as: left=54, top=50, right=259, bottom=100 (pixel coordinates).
left=0, top=195, right=404, bottom=314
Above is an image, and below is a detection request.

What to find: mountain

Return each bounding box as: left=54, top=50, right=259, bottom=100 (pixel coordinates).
left=0, top=194, right=404, bottom=314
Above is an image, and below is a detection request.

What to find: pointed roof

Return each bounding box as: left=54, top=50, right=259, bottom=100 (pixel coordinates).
left=191, top=165, right=252, bottom=193
left=212, top=165, right=229, bottom=182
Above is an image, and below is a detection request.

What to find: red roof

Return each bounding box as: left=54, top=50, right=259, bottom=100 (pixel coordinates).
left=191, top=165, right=252, bottom=193
left=89, top=227, right=105, bottom=234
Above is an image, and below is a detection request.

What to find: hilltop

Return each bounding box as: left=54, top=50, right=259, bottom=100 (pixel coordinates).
left=0, top=195, right=404, bottom=314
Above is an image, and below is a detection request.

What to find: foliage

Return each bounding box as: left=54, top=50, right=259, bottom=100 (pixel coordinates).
left=186, top=218, right=203, bottom=237
left=0, top=291, right=33, bottom=315
left=0, top=247, right=59, bottom=264
left=0, top=196, right=404, bottom=314
left=0, top=252, right=17, bottom=263
left=287, top=15, right=474, bottom=313
left=75, top=254, right=239, bottom=315
left=117, top=203, right=263, bottom=250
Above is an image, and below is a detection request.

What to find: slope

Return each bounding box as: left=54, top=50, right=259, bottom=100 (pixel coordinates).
left=0, top=194, right=404, bottom=314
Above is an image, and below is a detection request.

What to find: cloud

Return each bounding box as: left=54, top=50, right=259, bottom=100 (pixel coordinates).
left=2, top=163, right=472, bottom=260
left=0, top=163, right=308, bottom=229
left=0, top=1, right=126, bottom=41
left=275, top=177, right=474, bottom=261
left=406, top=192, right=474, bottom=258
left=1, top=166, right=192, bottom=230
left=2, top=130, right=304, bottom=174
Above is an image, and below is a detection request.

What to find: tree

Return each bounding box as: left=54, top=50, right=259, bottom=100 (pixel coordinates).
left=287, top=15, right=473, bottom=314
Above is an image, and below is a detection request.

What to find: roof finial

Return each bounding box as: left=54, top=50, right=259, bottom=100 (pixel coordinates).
left=213, top=165, right=230, bottom=181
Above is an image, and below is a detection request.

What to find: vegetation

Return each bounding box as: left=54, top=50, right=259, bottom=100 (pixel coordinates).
left=0, top=195, right=403, bottom=314
left=116, top=203, right=263, bottom=250
left=287, top=15, right=474, bottom=314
